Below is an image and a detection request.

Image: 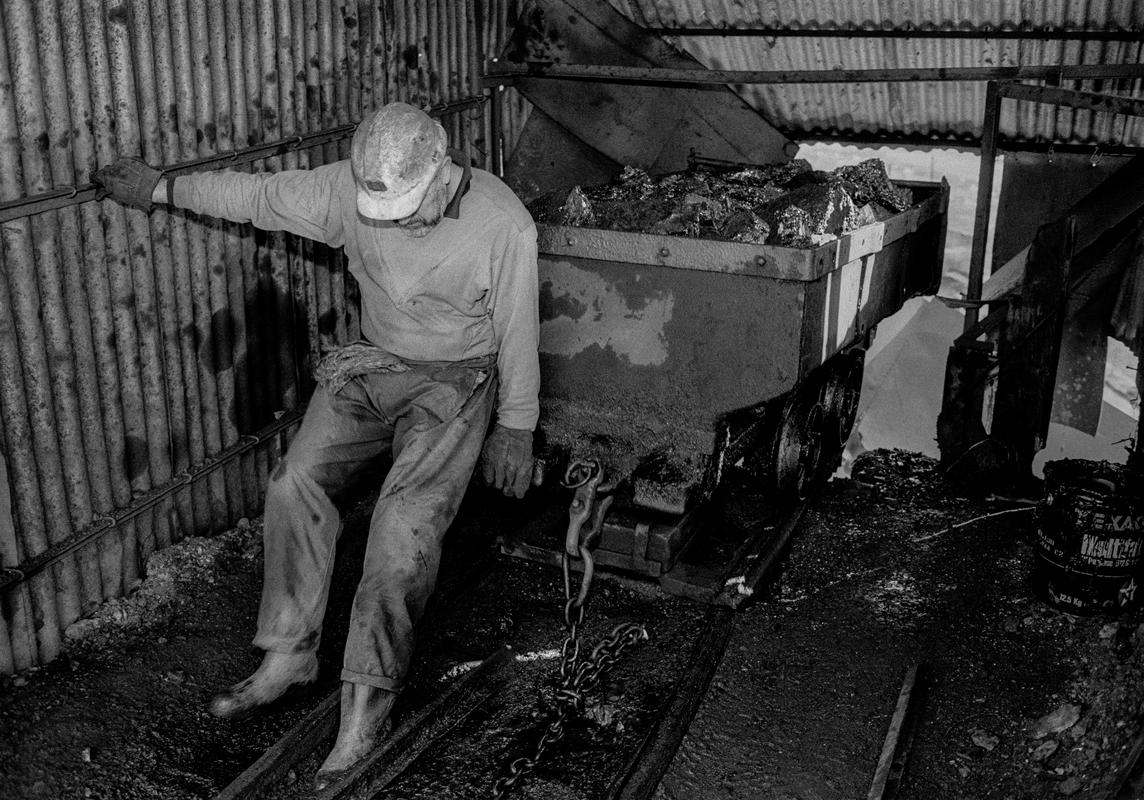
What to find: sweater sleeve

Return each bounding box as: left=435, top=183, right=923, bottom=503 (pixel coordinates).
left=172, top=162, right=346, bottom=247
left=489, top=223, right=541, bottom=431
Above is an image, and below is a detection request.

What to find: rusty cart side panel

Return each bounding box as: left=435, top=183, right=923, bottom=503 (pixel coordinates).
left=535, top=180, right=949, bottom=492
left=537, top=257, right=807, bottom=473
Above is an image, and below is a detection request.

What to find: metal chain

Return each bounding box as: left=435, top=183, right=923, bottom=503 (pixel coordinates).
left=491, top=463, right=649, bottom=798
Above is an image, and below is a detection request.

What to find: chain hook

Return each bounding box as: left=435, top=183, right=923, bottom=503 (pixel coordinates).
left=561, top=459, right=613, bottom=622
left=563, top=459, right=613, bottom=558
left=491, top=456, right=646, bottom=799
left=561, top=458, right=597, bottom=489
left=562, top=544, right=597, bottom=619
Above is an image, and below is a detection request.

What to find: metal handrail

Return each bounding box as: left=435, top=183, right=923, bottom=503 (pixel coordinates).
left=0, top=95, right=485, bottom=225
left=644, top=25, right=1144, bottom=41
left=483, top=61, right=1144, bottom=86
left=0, top=407, right=305, bottom=591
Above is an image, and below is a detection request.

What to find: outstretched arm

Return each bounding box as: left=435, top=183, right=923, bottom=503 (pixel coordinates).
left=93, top=156, right=346, bottom=247
left=165, top=166, right=346, bottom=246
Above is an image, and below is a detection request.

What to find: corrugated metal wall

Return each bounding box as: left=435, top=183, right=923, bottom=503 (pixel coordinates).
left=0, top=0, right=529, bottom=674
left=610, top=0, right=1144, bottom=147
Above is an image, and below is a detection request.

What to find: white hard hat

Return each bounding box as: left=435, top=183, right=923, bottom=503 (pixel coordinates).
left=350, top=102, right=447, bottom=220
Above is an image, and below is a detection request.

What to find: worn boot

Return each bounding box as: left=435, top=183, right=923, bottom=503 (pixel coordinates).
left=313, top=681, right=396, bottom=792
left=207, top=650, right=319, bottom=719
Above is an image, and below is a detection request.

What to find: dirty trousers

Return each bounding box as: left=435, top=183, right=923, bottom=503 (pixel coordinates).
left=253, top=359, right=496, bottom=692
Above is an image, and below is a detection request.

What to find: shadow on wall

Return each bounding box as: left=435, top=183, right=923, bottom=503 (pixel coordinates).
left=797, top=143, right=1140, bottom=470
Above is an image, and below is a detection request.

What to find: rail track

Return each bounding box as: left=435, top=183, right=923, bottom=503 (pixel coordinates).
left=211, top=493, right=810, bottom=800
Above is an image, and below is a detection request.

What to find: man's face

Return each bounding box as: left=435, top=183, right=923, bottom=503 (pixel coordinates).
left=394, top=160, right=451, bottom=237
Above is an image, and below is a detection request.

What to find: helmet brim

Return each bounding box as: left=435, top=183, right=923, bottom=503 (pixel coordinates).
left=355, top=179, right=430, bottom=221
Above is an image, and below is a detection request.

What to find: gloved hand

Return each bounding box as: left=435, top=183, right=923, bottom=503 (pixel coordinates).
left=480, top=425, right=534, bottom=498
left=92, top=157, right=163, bottom=212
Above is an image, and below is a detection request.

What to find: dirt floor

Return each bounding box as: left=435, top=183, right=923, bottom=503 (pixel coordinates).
left=2, top=449, right=1142, bottom=800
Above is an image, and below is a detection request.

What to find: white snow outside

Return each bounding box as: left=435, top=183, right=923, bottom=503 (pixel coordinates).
left=797, top=143, right=1140, bottom=475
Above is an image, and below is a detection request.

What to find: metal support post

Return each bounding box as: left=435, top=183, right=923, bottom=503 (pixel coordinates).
left=965, top=81, right=1002, bottom=332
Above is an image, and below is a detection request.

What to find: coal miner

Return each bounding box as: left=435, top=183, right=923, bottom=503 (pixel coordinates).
left=93, top=102, right=539, bottom=787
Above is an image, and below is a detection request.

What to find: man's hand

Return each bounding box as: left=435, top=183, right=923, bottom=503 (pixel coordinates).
left=480, top=425, right=533, bottom=498
left=92, top=157, right=163, bottom=212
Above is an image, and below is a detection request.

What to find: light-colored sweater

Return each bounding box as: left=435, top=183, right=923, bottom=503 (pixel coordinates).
left=173, top=159, right=540, bottom=431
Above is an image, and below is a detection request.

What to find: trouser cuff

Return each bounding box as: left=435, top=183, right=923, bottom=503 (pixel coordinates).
left=341, top=667, right=403, bottom=692
left=252, top=633, right=319, bottom=655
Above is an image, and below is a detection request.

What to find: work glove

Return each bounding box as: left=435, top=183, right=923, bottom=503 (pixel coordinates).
left=92, top=157, right=163, bottom=212
left=481, top=425, right=534, bottom=499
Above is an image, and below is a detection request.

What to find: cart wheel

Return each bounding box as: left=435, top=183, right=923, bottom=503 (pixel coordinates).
left=827, top=351, right=865, bottom=450
left=773, top=384, right=828, bottom=500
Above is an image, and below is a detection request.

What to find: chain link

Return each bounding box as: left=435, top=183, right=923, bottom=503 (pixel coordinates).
left=491, top=461, right=649, bottom=798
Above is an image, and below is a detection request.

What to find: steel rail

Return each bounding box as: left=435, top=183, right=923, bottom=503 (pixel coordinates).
left=200, top=477, right=816, bottom=798
left=484, top=61, right=1144, bottom=86
left=868, top=664, right=927, bottom=800
left=217, top=647, right=517, bottom=800
left=1111, top=716, right=1144, bottom=799
left=644, top=25, right=1144, bottom=41
left=210, top=544, right=507, bottom=800
left=606, top=606, right=736, bottom=799
left=0, top=95, right=485, bottom=225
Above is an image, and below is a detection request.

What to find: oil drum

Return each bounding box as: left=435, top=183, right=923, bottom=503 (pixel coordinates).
left=1032, top=459, right=1144, bottom=615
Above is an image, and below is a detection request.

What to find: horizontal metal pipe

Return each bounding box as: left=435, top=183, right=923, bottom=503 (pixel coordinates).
left=788, top=128, right=1144, bottom=155
left=1, top=408, right=306, bottom=591
left=999, top=82, right=1144, bottom=118
left=644, top=26, right=1144, bottom=41
left=483, top=61, right=1144, bottom=86
left=0, top=96, right=486, bottom=223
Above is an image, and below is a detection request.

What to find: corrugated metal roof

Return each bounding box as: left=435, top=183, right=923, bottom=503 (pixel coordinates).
left=604, top=0, right=1144, bottom=147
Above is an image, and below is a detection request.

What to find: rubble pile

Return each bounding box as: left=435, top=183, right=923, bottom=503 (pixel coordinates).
left=529, top=158, right=913, bottom=248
